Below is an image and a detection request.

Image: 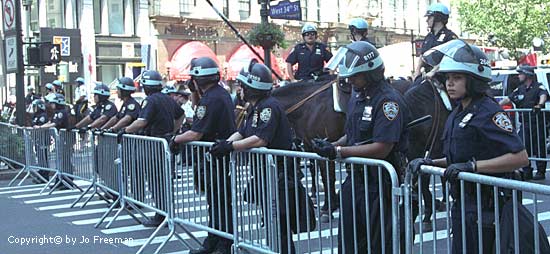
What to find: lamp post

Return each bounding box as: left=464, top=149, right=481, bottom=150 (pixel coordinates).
left=259, top=0, right=271, bottom=69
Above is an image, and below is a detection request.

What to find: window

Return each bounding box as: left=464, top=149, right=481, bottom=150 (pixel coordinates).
left=30, top=0, right=39, bottom=32
left=46, top=0, right=65, bottom=28
left=109, top=0, right=124, bottom=34
left=239, top=0, right=250, bottom=20
left=94, top=0, right=102, bottom=33
left=180, top=0, right=193, bottom=15
left=301, top=0, right=307, bottom=20
left=222, top=0, right=229, bottom=17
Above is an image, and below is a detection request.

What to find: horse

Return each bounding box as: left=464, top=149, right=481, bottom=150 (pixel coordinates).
left=272, top=75, right=351, bottom=216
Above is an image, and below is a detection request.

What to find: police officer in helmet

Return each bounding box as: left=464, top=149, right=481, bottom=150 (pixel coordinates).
left=314, top=41, right=409, bottom=253
left=75, top=83, right=118, bottom=130
left=286, top=23, right=333, bottom=82
left=414, top=3, right=458, bottom=78
left=101, top=77, right=141, bottom=131
left=409, top=40, right=529, bottom=253
left=348, top=17, right=376, bottom=46
left=499, top=65, right=548, bottom=180
left=74, top=77, right=89, bottom=122
left=30, top=99, right=50, bottom=182
left=171, top=57, right=236, bottom=254
left=52, top=80, right=65, bottom=96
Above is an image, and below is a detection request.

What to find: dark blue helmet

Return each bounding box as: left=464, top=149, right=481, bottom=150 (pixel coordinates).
left=141, top=70, right=163, bottom=87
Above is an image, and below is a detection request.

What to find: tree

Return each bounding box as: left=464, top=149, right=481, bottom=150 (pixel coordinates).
left=455, top=0, right=550, bottom=59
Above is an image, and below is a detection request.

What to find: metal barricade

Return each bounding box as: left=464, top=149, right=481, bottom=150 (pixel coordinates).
left=404, top=165, right=550, bottom=254
left=505, top=108, right=549, bottom=166
left=1, top=123, right=27, bottom=186
left=14, top=127, right=58, bottom=186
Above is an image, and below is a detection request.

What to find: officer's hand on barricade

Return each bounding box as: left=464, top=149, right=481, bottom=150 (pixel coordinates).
left=444, top=159, right=476, bottom=182
left=169, top=136, right=181, bottom=154
left=210, top=139, right=234, bottom=159
left=311, top=138, right=336, bottom=160
left=408, top=158, right=433, bottom=176
left=78, top=127, right=88, bottom=134
left=533, top=104, right=542, bottom=114
left=116, top=128, right=126, bottom=143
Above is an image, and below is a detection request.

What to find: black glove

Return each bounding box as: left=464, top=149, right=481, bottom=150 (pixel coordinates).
left=533, top=104, right=542, bottom=114
left=169, top=136, right=180, bottom=154
left=311, top=138, right=336, bottom=160
left=444, top=160, right=476, bottom=182
left=407, top=158, right=434, bottom=176
left=210, top=139, right=234, bottom=158
left=116, top=128, right=126, bottom=144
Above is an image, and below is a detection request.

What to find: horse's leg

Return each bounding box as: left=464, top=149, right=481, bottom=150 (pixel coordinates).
left=309, top=159, right=317, bottom=204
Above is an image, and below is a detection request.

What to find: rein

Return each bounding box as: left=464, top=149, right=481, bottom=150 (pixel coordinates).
left=424, top=80, right=443, bottom=158
left=285, top=78, right=338, bottom=115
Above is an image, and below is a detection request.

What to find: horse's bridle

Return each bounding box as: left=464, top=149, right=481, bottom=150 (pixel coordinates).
left=285, top=78, right=339, bottom=115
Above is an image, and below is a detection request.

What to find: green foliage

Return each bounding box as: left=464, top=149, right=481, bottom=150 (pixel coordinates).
left=247, top=23, right=288, bottom=50
left=0, top=127, right=25, bottom=163
left=455, top=0, right=550, bottom=59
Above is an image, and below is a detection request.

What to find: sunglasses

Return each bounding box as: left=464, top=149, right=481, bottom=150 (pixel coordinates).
left=303, top=32, right=317, bottom=37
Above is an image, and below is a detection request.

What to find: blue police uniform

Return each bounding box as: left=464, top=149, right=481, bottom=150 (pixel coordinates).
left=34, top=110, right=50, bottom=175
left=90, top=101, right=118, bottom=121
left=139, top=93, right=184, bottom=137
left=32, top=111, right=48, bottom=126
left=442, top=96, right=524, bottom=253
left=190, top=84, right=236, bottom=249
left=51, top=106, right=74, bottom=176
left=508, top=82, right=548, bottom=175
left=25, top=94, right=40, bottom=106
left=285, top=42, right=333, bottom=80
left=52, top=107, right=70, bottom=129
left=420, top=27, right=458, bottom=54
left=117, top=97, right=141, bottom=120
left=340, top=81, right=408, bottom=253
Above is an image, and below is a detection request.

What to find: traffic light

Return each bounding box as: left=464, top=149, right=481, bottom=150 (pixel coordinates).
left=26, top=42, right=61, bottom=66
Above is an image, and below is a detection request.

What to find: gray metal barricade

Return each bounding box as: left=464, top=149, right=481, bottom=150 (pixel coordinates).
left=13, top=127, right=58, bottom=186
left=404, top=165, right=550, bottom=254
left=1, top=123, right=28, bottom=186
left=229, top=147, right=401, bottom=254
left=505, top=108, right=550, bottom=166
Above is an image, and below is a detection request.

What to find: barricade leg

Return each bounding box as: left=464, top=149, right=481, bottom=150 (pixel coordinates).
left=135, top=217, right=169, bottom=254
left=40, top=171, right=59, bottom=194
left=7, top=166, right=26, bottom=186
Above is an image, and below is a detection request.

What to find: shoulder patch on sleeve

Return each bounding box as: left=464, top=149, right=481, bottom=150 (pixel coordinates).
left=57, top=112, right=64, bottom=118
left=492, top=112, right=513, bottom=133
left=383, top=101, right=399, bottom=121
left=128, top=104, right=136, bottom=111
left=260, top=108, right=272, bottom=123
left=196, top=105, right=206, bottom=120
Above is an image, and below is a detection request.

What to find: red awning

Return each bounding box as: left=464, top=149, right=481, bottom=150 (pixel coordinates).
left=169, top=41, right=220, bottom=81
left=226, top=44, right=284, bottom=80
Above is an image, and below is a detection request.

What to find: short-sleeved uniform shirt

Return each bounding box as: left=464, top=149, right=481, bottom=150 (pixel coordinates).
left=286, top=42, right=333, bottom=80
left=238, top=96, right=292, bottom=150
left=420, top=27, right=458, bottom=55
left=117, top=97, right=141, bottom=120
left=74, top=85, right=88, bottom=102
left=90, top=100, right=117, bottom=120
left=191, top=85, right=235, bottom=141
left=508, top=82, right=548, bottom=108
left=52, top=107, right=70, bottom=129
left=139, top=92, right=184, bottom=137
left=32, top=111, right=48, bottom=126
left=442, top=96, right=525, bottom=206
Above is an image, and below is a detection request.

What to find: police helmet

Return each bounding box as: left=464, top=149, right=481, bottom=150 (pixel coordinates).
left=45, top=83, right=54, bottom=91
left=44, top=93, right=65, bottom=105
left=301, top=23, right=317, bottom=35
left=425, top=3, right=450, bottom=23
left=436, top=41, right=492, bottom=82
left=516, top=65, right=536, bottom=77
left=116, top=77, right=136, bottom=91
left=349, top=18, right=369, bottom=31
left=327, top=41, right=384, bottom=80
left=32, top=99, right=46, bottom=111
left=162, top=85, right=177, bottom=94
left=75, top=77, right=85, bottom=85
left=237, top=59, right=273, bottom=91
left=93, top=83, right=111, bottom=96
left=140, top=70, right=163, bottom=87
left=52, top=80, right=63, bottom=89
left=189, top=57, right=220, bottom=86
left=27, top=86, right=34, bottom=91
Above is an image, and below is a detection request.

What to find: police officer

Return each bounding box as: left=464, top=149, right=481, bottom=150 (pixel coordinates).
left=123, top=70, right=185, bottom=227
left=30, top=99, right=50, bottom=182
left=499, top=65, right=548, bottom=180
left=348, top=18, right=376, bottom=46
left=45, top=83, right=55, bottom=97
left=313, top=41, right=409, bottom=253
left=286, top=23, right=333, bottom=82
left=52, top=80, right=65, bottom=96
left=75, top=83, right=117, bottom=130
left=171, top=57, right=235, bottom=254
left=101, top=77, right=141, bottom=131
left=211, top=60, right=307, bottom=253
left=414, top=3, right=458, bottom=77
left=25, top=86, right=40, bottom=106
left=409, top=41, right=528, bottom=253
left=74, top=77, right=89, bottom=122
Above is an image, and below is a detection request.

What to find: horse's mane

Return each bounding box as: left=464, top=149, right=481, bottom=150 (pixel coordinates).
left=272, top=79, right=333, bottom=97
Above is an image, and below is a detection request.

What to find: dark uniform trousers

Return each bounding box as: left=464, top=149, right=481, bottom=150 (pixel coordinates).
left=36, top=130, right=51, bottom=179
left=58, top=130, right=75, bottom=176
left=520, top=112, right=547, bottom=174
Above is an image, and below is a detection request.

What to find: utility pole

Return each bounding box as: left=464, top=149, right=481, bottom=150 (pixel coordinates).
left=14, top=0, right=26, bottom=126
left=259, top=0, right=271, bottom=69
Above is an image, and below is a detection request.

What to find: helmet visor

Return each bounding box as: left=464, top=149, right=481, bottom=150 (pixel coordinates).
left=422, top=39, right=465, bottom=67
left=326, top=47, right=349, bottom=71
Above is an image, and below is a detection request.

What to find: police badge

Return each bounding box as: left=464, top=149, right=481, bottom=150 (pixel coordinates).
left=383, top=101, right=399, bottom=121
left=493, top=112, right=513, bottom=133
left=39, top=116, right=46, bottom=123
left=260, top=108, right=272, bottom=123
left=362, top=106, right=372, bottom=121
left=196, top=106, right=206, bottom=120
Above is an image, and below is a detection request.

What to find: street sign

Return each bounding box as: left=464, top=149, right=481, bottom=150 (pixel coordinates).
left=4, top=35, right=17, bottom=72
left=53, top=36, right=71, bottom=56
left=2, top=0, right=16, bottom=31
left=269, top=0, right=301, bottom=21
